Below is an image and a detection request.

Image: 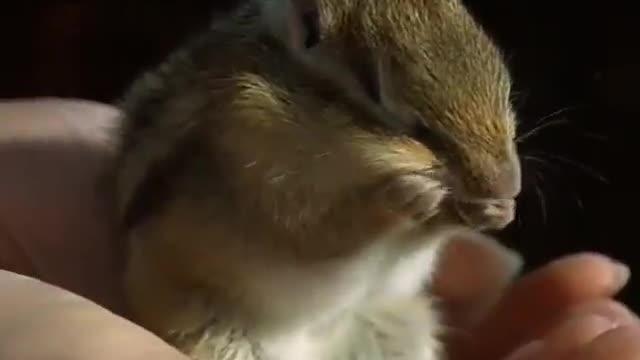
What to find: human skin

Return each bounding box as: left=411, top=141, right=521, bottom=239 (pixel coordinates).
left=0, top=98, right=638, bottom=360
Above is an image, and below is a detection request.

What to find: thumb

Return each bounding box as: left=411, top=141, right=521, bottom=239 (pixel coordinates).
left=431, top=232, right=524, bottom=328
left=0, top=270, right=188, bottom=360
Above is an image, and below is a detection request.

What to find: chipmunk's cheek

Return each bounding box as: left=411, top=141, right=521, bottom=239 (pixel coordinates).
left=454, top=198, right=516, bottom=231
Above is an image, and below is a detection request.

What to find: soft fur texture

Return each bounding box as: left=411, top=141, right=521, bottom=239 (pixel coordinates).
left=109, top=0, right=521, bottom=359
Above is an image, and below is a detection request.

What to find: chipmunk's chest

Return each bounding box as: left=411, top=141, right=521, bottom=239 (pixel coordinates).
left=254, top=233, right=446, bottom=360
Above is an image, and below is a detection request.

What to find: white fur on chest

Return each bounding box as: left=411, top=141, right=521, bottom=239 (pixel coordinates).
left=253, top=229, right=447, bottom=360
left=375, top=237, right=443, bottom=299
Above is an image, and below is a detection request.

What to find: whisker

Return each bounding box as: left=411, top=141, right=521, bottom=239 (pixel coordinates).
left=510, top=89, right=530, bottom=109
left=534, top=106, right=580, bottom=126
left=522, top=154, right=550, bottom=167
left=516, top=117, right=571, bottom=144
left=530, top=151, right=609, bottom=184
left=533, top=172, right=548, bottom=228
left=523, top=155, right=585, bottom=217
left=574, top=189, right=584, bottom=214
left=516, top=104, right=585, bottom=144
left=580, top=131, right=609, bottom=143
left=522, top=155, right=549, bottom=228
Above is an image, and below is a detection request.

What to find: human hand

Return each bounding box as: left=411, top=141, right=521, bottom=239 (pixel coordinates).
left=0, top=98, right=187, bottom=359
left=434, top=236, right=637, bottom=360
left=0, top=98, right=637, bottom=360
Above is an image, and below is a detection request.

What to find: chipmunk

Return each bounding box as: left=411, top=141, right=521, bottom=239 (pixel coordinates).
left=109, top=0, right=521, bottom=359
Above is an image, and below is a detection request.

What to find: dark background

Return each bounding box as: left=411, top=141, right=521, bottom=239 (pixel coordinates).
left=1, top=1, right=637, bottom=309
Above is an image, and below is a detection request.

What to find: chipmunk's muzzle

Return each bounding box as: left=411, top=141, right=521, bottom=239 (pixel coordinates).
left=454, top=198, right=515, bottom=231
left=446, top=155, right=521, bottom=231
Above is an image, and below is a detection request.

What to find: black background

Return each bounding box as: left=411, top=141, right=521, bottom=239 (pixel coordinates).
left=2, top=1, right=637, bottom=309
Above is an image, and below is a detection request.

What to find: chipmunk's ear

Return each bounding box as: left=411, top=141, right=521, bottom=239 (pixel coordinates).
left=260, top=0, right=321, bottom=51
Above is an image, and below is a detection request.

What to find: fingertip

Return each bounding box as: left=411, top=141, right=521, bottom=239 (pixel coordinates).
left=432, top=232, right=524, bottom=327
left=453, top=231, right=524, bottom=274
left=434, top=232, right=523, bottom=298
left=518, top=252, right=630, bottom=302
left=612, top=261, right=631, bottom=289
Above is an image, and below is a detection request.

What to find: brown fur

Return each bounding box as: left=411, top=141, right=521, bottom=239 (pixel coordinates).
left=317, top=0, right=517, bottom=196
left=109, top=0, right=520, bottom=359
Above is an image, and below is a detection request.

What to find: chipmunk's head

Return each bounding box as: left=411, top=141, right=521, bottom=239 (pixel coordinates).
left=309, top=0, right=522, bottom=230
left=208, top=0, right=520, bottom=231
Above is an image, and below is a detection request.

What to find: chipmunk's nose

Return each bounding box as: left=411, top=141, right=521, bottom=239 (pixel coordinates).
left=450, top=155, right=522, bottom=231
left=453, top=155, right=522, bottom=201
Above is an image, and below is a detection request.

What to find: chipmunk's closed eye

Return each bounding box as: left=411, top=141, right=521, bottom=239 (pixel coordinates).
left=354, top=56, right=383, bottom=103
left=301, top=10, right=320, bottom=48
left=410, top=114, right=448, bottom=154
left=261, top=0, right=322, bottom=52
left=411, top=115, right=434, bottom=141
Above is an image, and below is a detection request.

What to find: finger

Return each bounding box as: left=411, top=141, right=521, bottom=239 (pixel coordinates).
left=538, top=315, right=617, bottom=358
left=446, top=252, right=630, bottom=360
left=558, top=299, right=639, bottom=328
left=505, top=315, right=617, bottom=360
left=484, top=252, right=630, bottom=336
left=507, top=323, right=640, bottom=360
left=505, top=300, right=638, bottom=360
left=431, top=232, right=523, bottom=327
left=0, top=270, right=188, bottom=360
left=0, top=97, right=119, bottom=145
left=566, top=324, right=640, bottom=360
left=0, top=98, right=126, bottom=313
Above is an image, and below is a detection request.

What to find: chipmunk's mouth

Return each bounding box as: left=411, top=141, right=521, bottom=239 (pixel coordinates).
left=438, top=164, right=520, bottom=232
left=452, top=197, right=516, bottom=231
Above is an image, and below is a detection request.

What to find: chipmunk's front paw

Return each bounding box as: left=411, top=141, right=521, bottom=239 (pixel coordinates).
left=379, top=174, right=447, bottom=223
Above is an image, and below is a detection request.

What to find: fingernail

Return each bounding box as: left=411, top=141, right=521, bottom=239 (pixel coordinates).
left=505, top=340, right=544, bottom=360
left=613, top=261, right=631, bottom=288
